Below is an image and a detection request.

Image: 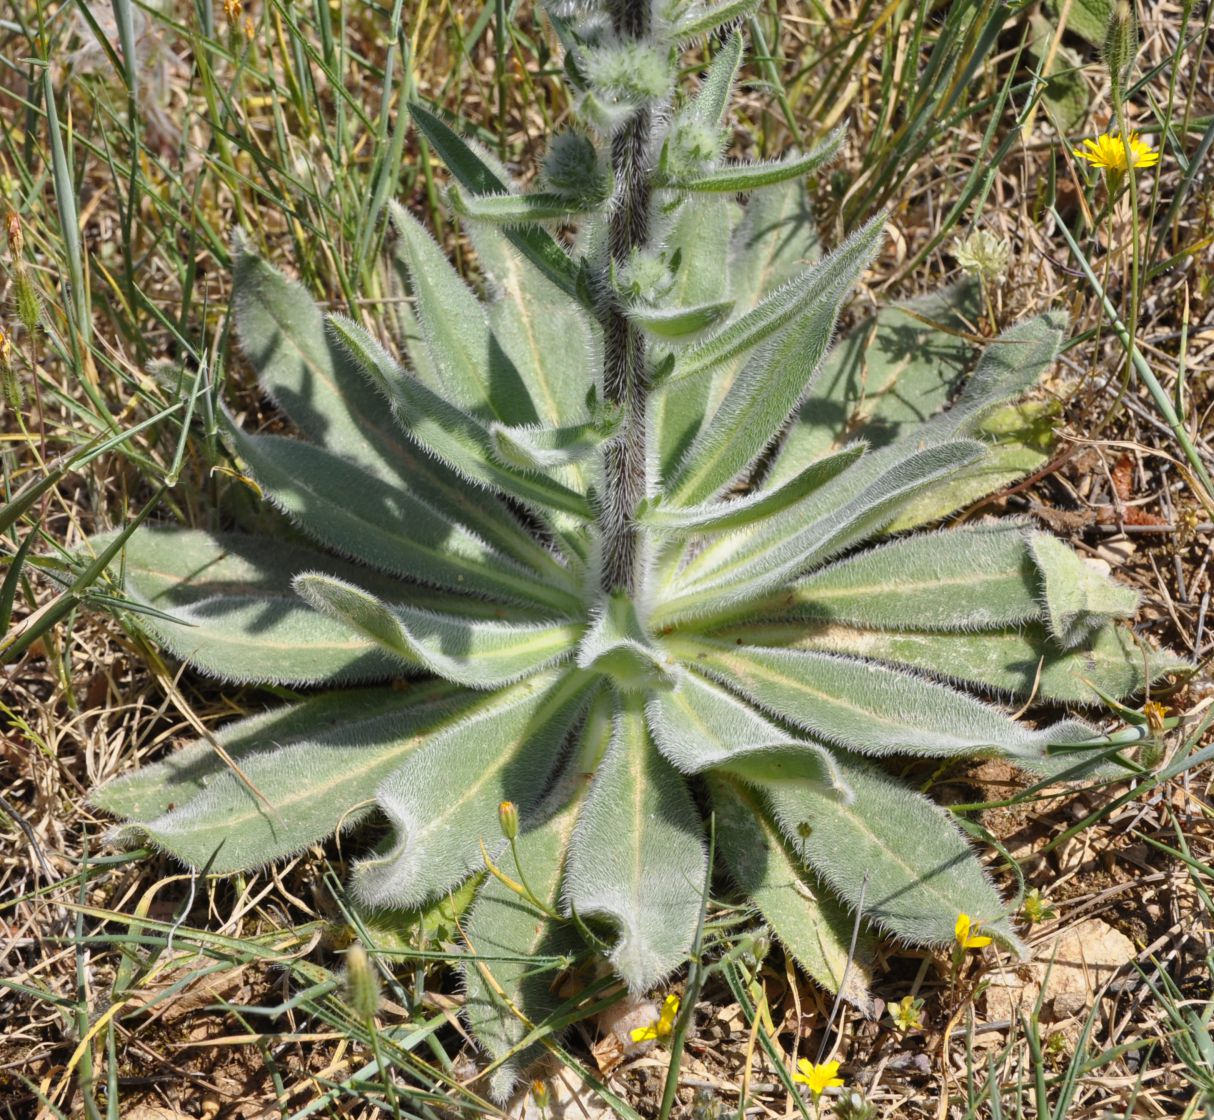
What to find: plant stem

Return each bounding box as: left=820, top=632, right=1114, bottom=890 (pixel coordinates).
left=600, top=0, right=653, bottom=594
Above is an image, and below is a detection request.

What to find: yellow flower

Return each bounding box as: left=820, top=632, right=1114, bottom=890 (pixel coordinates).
left=793, top=1058, right=844, bottom=1098
left=889, top=995, right=924, bottom=1031
left=1141, top=700, right=1167, bottom=733
left=630, top=993, right=679, bottom=1043
left=1072, top=131, right=1159, bottom=172
left=954, top=912, right=992, bottom=951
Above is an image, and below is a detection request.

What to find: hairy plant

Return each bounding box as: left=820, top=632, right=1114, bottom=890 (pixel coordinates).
left=90, top=0, right=1183, bottom=1097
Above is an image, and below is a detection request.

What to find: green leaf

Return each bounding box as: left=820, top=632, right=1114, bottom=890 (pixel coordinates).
left=728, top=179, right=822, bottom=311
left=389, top=201, right=536, bottom=424
left=948, top=313, right=1067, bottom=429
left=295, top=573, right=582, bottom=687
left=1048, top=0, right=1113, bottom=45
left=356, top=672, right=596, bottom=907
left=772, top=520, right=1042, bottom=631
left=1029, top=532, right=1139, bottom=648
left=490, top=418, right=611, bottom=472
left=628, top=299, right=734, bottom=339
left=640, top=444, right=863, bottom=534
left=468, top=223, right=598, bottom=429
left=645, top=667, right=845, bottom=790
left=328, top=314, right=594, bottom=519
left=97, top=527, right=400, bottom=684
left=667, top=216, right=885, bottom=504
left=576, top=592, right=676, bottom=692
left=657, top=440, right=986, bottom=624
left=710, top=776, right=873, bottom=1008
left=672, top=0, right=762, bottom=39
left=563, top=697, right=707, bottom=992
left=759, top=755, right=1023, bottom=952
left=650, top=195, right=740, bottom=471
left=224, top=420, right=579, bottom=612
left=463, top=796, right=583, bottom=1102
left=92, top=681, right=474, bottom=872
left=663, top=129, right=843, bottom=193
left=407, top=102, right=582, bottom=300
left=709, top=618, right=1189, bottom=703
left=233, top=247, right=551, bottom=574
left=688, top=640, right=1096, bottom=761
left=449, top=184, right=603, bottom=224
left=1029, top=13, right=1089, bottom=132
left=883, top=400, right=1059, bottom=533
left=690, top=31, right=743, bottom=126
left=666, top=213, right=884, bottom=394
left=768, top=282, right=982, bottom=487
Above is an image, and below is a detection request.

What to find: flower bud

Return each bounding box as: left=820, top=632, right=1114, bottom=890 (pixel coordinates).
left=498, top=799, right=519, bottom=841
left=15, top=270, right=40, bottom=335
left=343, top=942, right=381, bottom=1020
left=1103, top=0, right=1138, bottom=98
left=0, top=323, right=21, bottom=409
left=664, top=116, right=722, bottom=177
left=584, top=43, right=672, bottom=105
left=543, top=132, right=609, bottom=202
left=614, top=249, right=673, bottom=304
left=5, top=211, right=23, bottom=257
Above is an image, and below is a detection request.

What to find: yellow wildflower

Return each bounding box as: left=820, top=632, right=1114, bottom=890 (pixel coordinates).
left=793, top=1058, right=844, bottom=1098
left=954, top=912, right=992, bottom=951
left=889, top=995, right=924, bottom=1031
left=630, top=993, right=679, bottom=1043
left=1072, top=131, right=1159, bottom=172
left=1141, top=700, right=1167, bottom=733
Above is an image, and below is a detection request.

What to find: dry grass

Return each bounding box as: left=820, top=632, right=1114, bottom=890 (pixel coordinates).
left=2, top=0, right=1213, bottom=1117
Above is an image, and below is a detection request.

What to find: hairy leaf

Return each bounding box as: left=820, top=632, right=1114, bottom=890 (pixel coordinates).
left=490, top=418, right=610, bottom=472
left=640, top=444, right=863, bottom=534
left=689, top=31, right=743, bottom=126
left=295, top=573, right=582, bottom=687
left=768, top=282, right=982, bottom=487
left=688, top=640, right=1096, bottom=760
left=232, top=247, right=552, bottom=573
left=713, top=617, right=1188, bottom=703
left=710, top=776, right=873, bottom=1009
left=329, top=314, right=594, bottom=519
left=469, top=224, right=597, bottom=429
left=577, top=593, right=676, bottom=692
left=224, top=421, right=577, bottom=612
left=629, top=299, right=734, bottom=338
left=664, top=129, right=843, bottom=193
left=667, top=217, right=884, bottom=504
left=98, top=528, right=403, bottom=684
left=389, top=201, right=536, bottom=424
left=449, top=185, right=603, bottom=224
left=728, top=179, right=822, bottom=311
left=646, top=667, right=845, bottom=790
left=769, top=520, right=1041, bottom=631
left=1030, top=531, right=1139, bottom=648
left=665, top=214, right=884, bottom=396
left=92, top=681, right=473, bottom=872
left=672, top=0, right=763, bottom=39
left=883, top=401, right=1058, bottom=533
left=407, top=102, right=582, bottom=299
left=759, top=755, right=1023, bottom=951
left=563, top=698, right=707, bottom=992
left=356, top=672, right=595, bottom=907
left=658, top=440, right=986, bottom=624
left=650, top=195, right=740, bottom=471
left=463, top=796, right=583, bottom=1101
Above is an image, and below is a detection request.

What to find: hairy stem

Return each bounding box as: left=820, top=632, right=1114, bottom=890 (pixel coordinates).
left=599, top=0, right=653, bottom=593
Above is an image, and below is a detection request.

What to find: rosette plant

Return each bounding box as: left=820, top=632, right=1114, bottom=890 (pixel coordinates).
left=92, top=0, right=1182, bottom=1097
